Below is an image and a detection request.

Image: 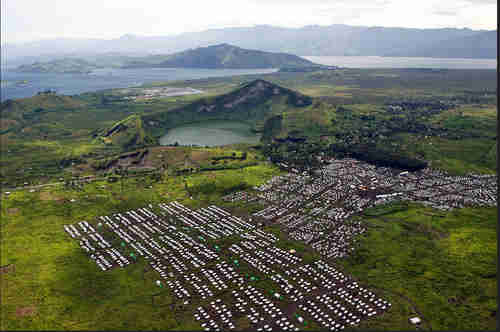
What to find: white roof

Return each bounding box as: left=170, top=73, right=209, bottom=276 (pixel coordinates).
left=409, top=317, right=421, bottom=324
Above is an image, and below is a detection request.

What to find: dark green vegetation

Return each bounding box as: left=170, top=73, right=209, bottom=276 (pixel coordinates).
left=343, top=204, right=497, bottom=331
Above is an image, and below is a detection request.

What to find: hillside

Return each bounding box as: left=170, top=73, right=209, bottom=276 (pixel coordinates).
left=0, top=92, right=85, bottom=135
left=15, top=58, right=102, bottom=73
left=122, top=44, right=317, bottom=69
left=95, top=114, right=155, bottom=149
left=143, top=79, right=313, bottom=137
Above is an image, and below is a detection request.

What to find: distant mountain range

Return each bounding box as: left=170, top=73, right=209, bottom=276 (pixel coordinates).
left=2, top=25, right=497, bottom=68
left=386, top=30, right=497, bottom=59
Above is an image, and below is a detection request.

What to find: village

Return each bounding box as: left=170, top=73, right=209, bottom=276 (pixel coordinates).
left=64, top=198, right=394, bottom=331
left=224, top=157, right=497, bottom=259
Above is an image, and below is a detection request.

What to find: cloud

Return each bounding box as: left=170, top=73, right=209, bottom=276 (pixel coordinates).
left=247, top=0, right=392, bottom=4
left=433, top=10, right=459, bottom=16
left=2, top=0, right=497, bottom=44
left=463, top=0, right=497, bottom=3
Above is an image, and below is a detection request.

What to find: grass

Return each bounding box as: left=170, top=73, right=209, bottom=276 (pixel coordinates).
left=399, top=134, right=497, bottom=175
left=338, top=203, right=497, bottom=331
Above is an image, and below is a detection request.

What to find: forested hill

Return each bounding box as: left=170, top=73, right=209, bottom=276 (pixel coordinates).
left=122, top=44, right=317, bottom=69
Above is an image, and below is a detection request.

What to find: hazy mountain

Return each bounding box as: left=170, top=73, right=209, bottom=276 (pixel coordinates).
left=122, top=44, right=316, bottom=69
left=16, top=58, right=102, bottom=73
left=2, top=25, right=496, bottom=65
left=386, top=30, right=497, bottom=59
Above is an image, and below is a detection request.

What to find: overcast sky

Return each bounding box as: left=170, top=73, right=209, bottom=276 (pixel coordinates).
left=2, top=0, right=497, bottom=44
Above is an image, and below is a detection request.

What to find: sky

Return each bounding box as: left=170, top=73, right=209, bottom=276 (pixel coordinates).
left=1, top=0, right=497, bottom=44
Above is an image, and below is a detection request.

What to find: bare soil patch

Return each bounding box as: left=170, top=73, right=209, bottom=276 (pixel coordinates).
left=191, top=150, right=211, bottom=163
left=0, top=118, right=18, bottom=131
left=0, top=264, right=15, bottom=274
left=39, top=191, right=63, bottom=201
left=15, top=306, right=37, bottom=317
left=7, top=208, right=19, bottom=215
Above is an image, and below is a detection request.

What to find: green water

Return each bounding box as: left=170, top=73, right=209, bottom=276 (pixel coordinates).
left=159, top=121, right=261, bottom=147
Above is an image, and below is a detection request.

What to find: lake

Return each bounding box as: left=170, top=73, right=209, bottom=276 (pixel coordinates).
left=303, top=56, right=497, bottom=69
left=2, top=56, right=496, bottom=101
left=0, top=67, right=278, bottom=101
left=159, top=121, right=261, bottom=147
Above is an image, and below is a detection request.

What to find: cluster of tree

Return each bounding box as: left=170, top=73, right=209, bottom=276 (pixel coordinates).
left=91, top=157, right=118, bottom=170
left=385, top=100, right=456, bottom=112
left=331, top=102, right=489, bottom=147
left=100, top=95, right=123, bottom=105
left=273, top=137, right=307, bottom=143
left=327, top=143, right=428, bottom=171
left=211, top=151, right=247, bottom=161
left=262, top=136, right=428, bottom=172
left=175, top=161, right=258, bottom=175
left=59, top=156, right=85, bottom=168
left=188, top=179, right=249, bottom=197
left=262, top=141, right=325, bottom=173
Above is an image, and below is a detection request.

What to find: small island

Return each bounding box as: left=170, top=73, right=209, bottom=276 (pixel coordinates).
left=15, top=58, right=102, bottom=74
left=121, top=43, right=319, bottom=69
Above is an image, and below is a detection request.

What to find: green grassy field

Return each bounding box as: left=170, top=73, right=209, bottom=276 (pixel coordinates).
left=340, top=204, right=497, bottom=331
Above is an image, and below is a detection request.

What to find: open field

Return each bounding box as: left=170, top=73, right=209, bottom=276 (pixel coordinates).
left=343, top=205, right=497, bottom=331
